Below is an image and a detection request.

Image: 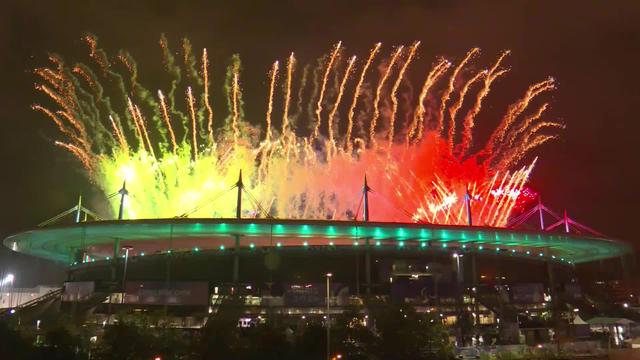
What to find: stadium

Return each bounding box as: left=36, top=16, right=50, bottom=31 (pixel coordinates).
left=2, top=177, right=634, bottom=345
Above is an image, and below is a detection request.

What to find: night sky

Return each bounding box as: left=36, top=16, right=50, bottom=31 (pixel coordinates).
left=1, top=0, right=639, bottom=286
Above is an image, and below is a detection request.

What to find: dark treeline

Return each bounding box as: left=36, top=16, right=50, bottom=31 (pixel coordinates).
left=0, top=301, right=454, bottom=360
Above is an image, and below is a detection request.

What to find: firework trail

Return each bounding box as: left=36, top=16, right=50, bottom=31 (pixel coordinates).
left=458, top=51, right=510, bottom=156
left=447, top=69, right=485, bottom=151
left=387, top=41, right=419, bottom=149
left=265, top=61, right=279, bottom=143
left=202, top=49, right=214, bottom=144
left=312, top=42, right=342, bottom=142
left=231, top=72, right=240, bottom=151
left=109, top=115, right=128, bottom=152
left=327, top=55, right=356, bottom=158
left=485, top=77, right=556, bottom=168
left=34, top=35, right=560, bottom=226
left=346, top=43, right=381, bottom=153
left=135, top=105, right=155, bottom=158
left=438, top=48, right=479, bottom=135
left=186, top=86, right=198, bottom=161
left=282, top=53, right=295, bottom=136
left=407, top=58, right=450, bottom=144
left=157, top=90, right=177, bottom=153
left=370, top=46, right=404, bottom=148
left=126, top=98, right=145, bottom=151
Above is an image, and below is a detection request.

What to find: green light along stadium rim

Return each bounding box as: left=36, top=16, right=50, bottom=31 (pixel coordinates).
left=3, top=218, right=631, bottom=265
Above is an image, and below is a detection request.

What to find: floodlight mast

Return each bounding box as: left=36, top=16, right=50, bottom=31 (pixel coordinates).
left=363, top=175, right=373, bottom=296
left=363, top=175, right=370, bottom=222
left=236, top=170, right=243, bottom=219
left=117, top=181, right=128, bottom=221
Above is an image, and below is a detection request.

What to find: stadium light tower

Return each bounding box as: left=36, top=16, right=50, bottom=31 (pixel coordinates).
left=465, top=187, right=473, bottom=226
left=362, top=175, right=374, bottom=295
left=75, top=195, right=83, bottom=223
left=236, top=170, right=243, bottom=219
left=362, top=175, right=371, bottom=222
left=117, top=181, right=128, bottom=221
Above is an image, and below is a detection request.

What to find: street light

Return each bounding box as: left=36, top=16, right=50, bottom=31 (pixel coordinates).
left=3, top=274, right=15, bottom=308
left=121, top=246, right=133, bottom=304
left=0, top=273, right=14, bottom=287
left=326, top=272, right=333, bottom=360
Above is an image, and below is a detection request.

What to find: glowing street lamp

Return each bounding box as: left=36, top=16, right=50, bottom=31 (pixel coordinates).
left=121, top=246, right=133, bottom=304
left=0, top=273, right=14, bottom=287
left=326, top=272, right=333, bottom=360
left=2, top=274, right=15, bottom=308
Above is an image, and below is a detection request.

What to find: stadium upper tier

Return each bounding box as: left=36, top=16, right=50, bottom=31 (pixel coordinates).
left=3, top=218, right=631, bottom=265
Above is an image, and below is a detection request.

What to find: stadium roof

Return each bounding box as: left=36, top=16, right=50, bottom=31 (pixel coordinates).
left=3, top=218, right=631, bottom=265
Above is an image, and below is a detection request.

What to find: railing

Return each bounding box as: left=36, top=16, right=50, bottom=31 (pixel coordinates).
left=0, top=288, right=62, bottom=317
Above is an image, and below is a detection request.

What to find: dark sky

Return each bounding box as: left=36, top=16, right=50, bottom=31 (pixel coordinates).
left=1, top=0, right=639, bottom=286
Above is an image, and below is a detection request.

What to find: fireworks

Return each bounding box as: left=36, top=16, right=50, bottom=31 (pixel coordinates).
left=33, top=34, right=561, bottom=227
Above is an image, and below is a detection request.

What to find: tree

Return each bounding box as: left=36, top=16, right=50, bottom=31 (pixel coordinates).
left=33, top=325, right=86, bottom=360
left=331, top=306, right=379, bottom=359
left=93, top=314, right=157, bottom=360
left=0, top=320, right=32, bottom=360
left=193, top=296, right=243, bottom=360
left=237, top=324, right=291, bottom=359
left=294, top=324, right=326, bottom=360
left=370, top=304, right=453, bottom=360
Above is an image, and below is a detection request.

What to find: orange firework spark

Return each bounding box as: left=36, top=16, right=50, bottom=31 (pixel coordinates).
left=83, top=34, right=109, bottom=75
left=282, top=53, right=295, bottom=136
left=55, top=110, right=90, bottom=148
left=407, top=58, right=450, bottom=144
left=505, top=103, right=549, bottom=148
left=157, top=90, right=177, bottom=154
left=134, top=105, right=155, bottom=158
left=202, top=48, right=214, bottom=144
left=187, top=86, right=198, bottom=161
left=501, top=127, right=562, bottom=169
left=327, top=55, right=356, bottom=158
left=127, top=98, right=146, bottom=152
left=231, top=72, right=240, bottom=151
left=486, top=77, right=556, bottom=156
left=265, top=61, right=279, bottom=142
left=313, top=41, right=342, bottom=141
left=72, top=66, right=99, bottom=95
left=388, top=41, right=419, bottom=147
left=519, top=135, right=557, bottom=159
left=32, top=105, right=84, bottom=148
left=346, top=42, right=381, bottom=153
left=55, top=141, right=93, bottom=173
left=34, top=68, right=65, bottom=90
left=438, top=48, right=479, bottom=134
left=447, top=69, right=485, bottom=151
left=117, top=52, right=135, bottom=75
left=370, top=45, right=404, bottom=147
left=109, top=115, right=129, bottom=152
left=458, top=51, right=510, bottom=156
left=35, top=84, right=73, bottom=114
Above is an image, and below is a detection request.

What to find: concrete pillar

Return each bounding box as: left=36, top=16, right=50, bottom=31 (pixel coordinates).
left=365, top=238, right=371, bottom=295
left=621, top=255, right=631, bottom=286
left=355, top=250, right=360, bottom=297
left=547, top=260, right=559, bottom=349
left=233, top=235, right=240, bottom=285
